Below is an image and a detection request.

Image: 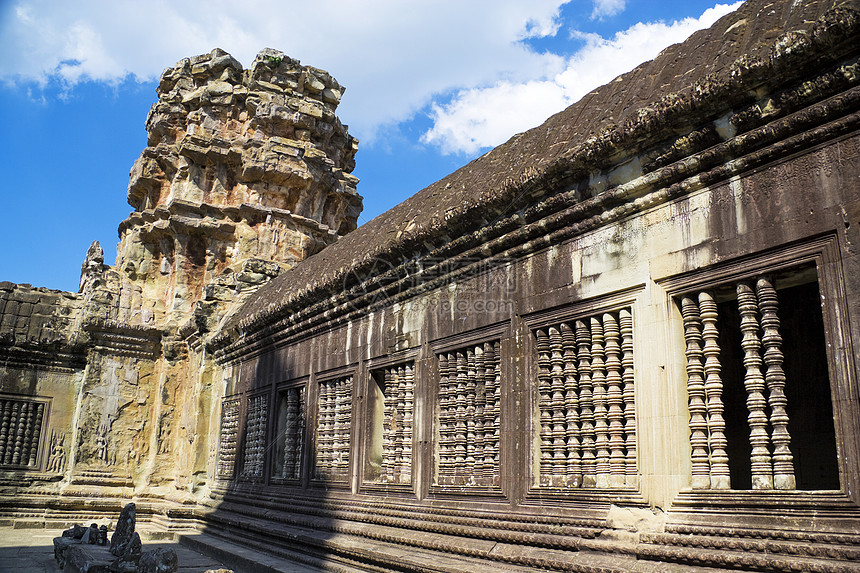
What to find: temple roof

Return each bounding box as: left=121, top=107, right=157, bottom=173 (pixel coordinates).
left=224, top=0, right=859, bottom=339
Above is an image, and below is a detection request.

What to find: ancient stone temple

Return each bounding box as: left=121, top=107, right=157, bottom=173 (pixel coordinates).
left=2, top=0, right=860, bottom=571
left=0, top=47, right=361, bottom=503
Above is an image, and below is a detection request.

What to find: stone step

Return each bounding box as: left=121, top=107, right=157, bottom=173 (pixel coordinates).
left=190, top=516, right=564, bottom=573
left=636, top=542, right=860, bottom=573
left=179, top=531, right=353, bottom=573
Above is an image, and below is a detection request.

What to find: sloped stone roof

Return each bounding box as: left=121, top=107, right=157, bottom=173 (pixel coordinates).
left=222, top=0, right=860, bottom=342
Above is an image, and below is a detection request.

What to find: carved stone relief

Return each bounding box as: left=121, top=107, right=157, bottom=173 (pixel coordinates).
left=46, top=430, right=66, bottom=473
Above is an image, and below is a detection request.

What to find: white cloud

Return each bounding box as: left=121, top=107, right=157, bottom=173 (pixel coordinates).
left=422, top=2, right=743, bottom=155
left=424, top=81, right=569, bottom=155
left=0, top=0, right=569, bottom=142
left=591, top=0, right=626, bottom=20
left=0, top=0, right=745, bottom=154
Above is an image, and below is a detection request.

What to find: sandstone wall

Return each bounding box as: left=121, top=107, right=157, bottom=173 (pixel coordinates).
left=0, top=283, right=85, bottom=488
left=200, top=4, right=860, bottom=570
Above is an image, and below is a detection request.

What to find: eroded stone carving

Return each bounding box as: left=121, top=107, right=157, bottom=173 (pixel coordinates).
left=113, top=47, right=362, bottom=335
left=241, top=394, right=268, bottom=478
left=216, top=397, right=240, bottom=478
left=110, top=502, right=137, bottom=556
left=46, top=430, right=66, bottom=473
left=54, top=503, right=176, bottom=573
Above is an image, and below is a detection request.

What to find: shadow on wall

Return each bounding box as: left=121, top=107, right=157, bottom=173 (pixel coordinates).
left=200, top=342, right=345, bottom=569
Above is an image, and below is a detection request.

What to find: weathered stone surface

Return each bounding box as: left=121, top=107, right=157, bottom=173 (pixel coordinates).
left=110, top=503, right=136, bottom=556
left=64, top=544, right=114, bottom=573
left=108, top=532, right=142, bottom=572
left=54, top=536, right=80, bottom=568
left=0, top=283, right=84, bottom=354
left=3, top=1, right=860, bottom=573
left=54, top=506, right=170, bottom=573
left=120, top=48, right=361, bottom=329
left=137, top=547, right=178, bottom=573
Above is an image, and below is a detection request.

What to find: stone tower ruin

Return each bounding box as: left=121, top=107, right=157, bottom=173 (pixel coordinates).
left=1, top=47, right=361, bottom=503
left=96, top=47, right=361, bottom=332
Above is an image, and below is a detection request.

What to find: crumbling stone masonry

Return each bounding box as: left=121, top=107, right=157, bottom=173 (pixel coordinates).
left=0, top=47, right=361, bottom=508
left=3, top=0, right=860, bottom=571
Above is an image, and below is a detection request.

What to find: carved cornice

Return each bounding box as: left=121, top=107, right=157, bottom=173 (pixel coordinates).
left=0, top=344, right=87, bottom=372
left=118, top=198, right=341, bottom=244
left=82, top=319, right=162, bottom=358
left=213, top=70, right=860, bottom=363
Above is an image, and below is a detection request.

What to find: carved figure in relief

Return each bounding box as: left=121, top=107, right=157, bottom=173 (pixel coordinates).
left=46, top=431, right=66, bottom=473
left=130, top=427, right=143, bottom=463
left=96, top=422, right=110, bottom=464
left=157, top=411, right=172, bottom=455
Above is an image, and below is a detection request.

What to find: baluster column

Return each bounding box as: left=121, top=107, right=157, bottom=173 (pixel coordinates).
left=757, top=276, right=796, bottom=490
left=699, top=291, right=730, bottom=489
left=575, top=320, right=596, bottom=487
left=737, top=282, right=774, bottom=489
left=681, top=296, right=710, bottom=489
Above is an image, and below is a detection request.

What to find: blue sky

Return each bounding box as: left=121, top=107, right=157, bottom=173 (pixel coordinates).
left=0, top=0, right=740, bottom=292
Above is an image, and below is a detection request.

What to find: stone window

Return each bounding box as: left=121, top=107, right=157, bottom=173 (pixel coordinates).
left=216, top=396, right=240, bottom=479
left=314, top=375, right=351, bottom=482
left=366, top=362, right=414, bottom=485
left=272, top=385, right=305, bottom=481
left=677, top=264, right=839, bottom=491
left=533, top=308, right=637, bottom=489
left=436, top=341, right=501, bottom=487
left=240, top=394, right=269, bottom=479
left=0, top=394, right=49, bottom=469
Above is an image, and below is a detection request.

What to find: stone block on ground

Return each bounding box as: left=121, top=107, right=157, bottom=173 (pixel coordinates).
left=138, top=547, right=178, bottom=573
left=110, top=503, right=136, bottom=556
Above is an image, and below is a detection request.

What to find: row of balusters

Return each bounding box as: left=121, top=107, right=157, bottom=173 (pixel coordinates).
left=315, top=377, right=351, bottom=481
left=379, top=363, right=415, bottom=484
left=214, top=278, right=800, bottom=491
left=535, top=308, right=637, bottom=489
left=241, top=395, right=268, bottom=478
left=0, top=398, right=45, bottom=467
left=216, top=398, right=240, bottom=477
left=281, top=387, right=305, bottom=480
left=681, top=276, right=796, bottom=490
left=437, top=342, right=501, bottom=486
